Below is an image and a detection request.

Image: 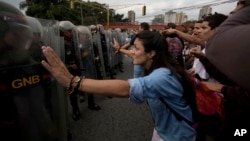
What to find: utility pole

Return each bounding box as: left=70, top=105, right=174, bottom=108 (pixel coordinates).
left=80, top=3, right=83, bottom=25
left=106, top=4, right=109, bottom=29
left=70, top=0, right=84, bottom=25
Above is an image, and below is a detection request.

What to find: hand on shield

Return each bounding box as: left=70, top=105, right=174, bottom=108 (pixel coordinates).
left=41, top=46, right=73, bottom=88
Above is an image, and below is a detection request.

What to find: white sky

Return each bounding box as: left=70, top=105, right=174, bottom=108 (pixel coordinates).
left=3, top=0, right=238, bottom=22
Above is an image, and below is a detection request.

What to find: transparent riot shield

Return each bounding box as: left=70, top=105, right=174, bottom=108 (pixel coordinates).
left=99, top=29, right=116, bottom=79
left=38, top=18, right=68, bottom=141
left=73, top=26, right=97, bottom=79
left=118, top=31, right=127, bottom=67
left=104, top=30, right=116, bottom=79
left=111, top=30, right=124, bottom=72
left=111, top=31, right=119, bottom=68
left=0, top=17, right=68, bottom=141
left=92, top=31, right=106, bottom=79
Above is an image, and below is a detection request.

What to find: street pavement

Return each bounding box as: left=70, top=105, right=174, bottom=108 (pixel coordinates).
left=67, top=55, right=154, bottom=141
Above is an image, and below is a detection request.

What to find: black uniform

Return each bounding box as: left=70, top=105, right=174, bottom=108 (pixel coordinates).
left=64, top=41, right=81, bottom=120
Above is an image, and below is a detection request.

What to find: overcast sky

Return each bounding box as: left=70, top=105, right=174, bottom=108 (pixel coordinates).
left=3, top=0, right=238, bottom=22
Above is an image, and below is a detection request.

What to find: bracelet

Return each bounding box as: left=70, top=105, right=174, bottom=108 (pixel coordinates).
left=118, top=47, right=121, bottom=53
left=74, top=76, right=84, bottom=91
left=65, top=76, right=76, bottom=95
left=65, top=76, right=84, bottom=95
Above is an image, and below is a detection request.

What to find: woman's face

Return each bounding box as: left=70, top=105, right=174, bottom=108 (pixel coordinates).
left=131, top=38, right=154, bottom=69
left=199, top=21, right=214, bottom=41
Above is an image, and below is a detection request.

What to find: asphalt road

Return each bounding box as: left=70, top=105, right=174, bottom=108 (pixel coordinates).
left=67, top=55, right=154, bottom=141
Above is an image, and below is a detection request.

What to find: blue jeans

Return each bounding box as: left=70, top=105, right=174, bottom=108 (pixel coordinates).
left=133, top=65, right=144, bottom=78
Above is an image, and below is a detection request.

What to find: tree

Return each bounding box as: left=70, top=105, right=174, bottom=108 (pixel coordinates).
left=19, top=0, right=129, bottom=25
left=113, top=13, right=129, bottom=23
left=20, top=0, right=81, bottom=24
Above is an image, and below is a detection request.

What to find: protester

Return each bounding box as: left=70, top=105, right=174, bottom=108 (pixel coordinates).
left=184, top=20, right=203, bottom=71
left=162, top=22, right=185, bottom=67
left=190, top=2, right=250, bottom=140
left=41, top=30, right=197, bottom=141
left=190, top=13, right=227, bottom=82
left=205, top=0, right=250, bottom=92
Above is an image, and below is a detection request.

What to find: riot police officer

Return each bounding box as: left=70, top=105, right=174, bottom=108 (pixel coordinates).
left=26, top=16, right=44, bottom=62
left=1, top=2, right=66, bottom=141
left=75, top=25, right=101, bottom=110
left=97, top=24, right=115, bottom=79
left=0, top=3, right=33, bottom=140
left=59, top=20, right=81, bottom=120
left=0, top=4, right=33, bottom=67
left=89, top=25, right=103, bottom=79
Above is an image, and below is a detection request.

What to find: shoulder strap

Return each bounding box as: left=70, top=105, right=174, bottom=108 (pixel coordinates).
left=159, top=98, right=193, bottom=126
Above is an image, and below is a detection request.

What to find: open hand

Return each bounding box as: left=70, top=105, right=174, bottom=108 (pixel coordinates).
left=41, top=46, right=73, bottom=88
left=112, top=38, right=121, bottom=54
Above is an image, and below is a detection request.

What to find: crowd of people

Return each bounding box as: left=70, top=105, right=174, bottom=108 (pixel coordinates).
left=1, top=0, right=250, bottom=141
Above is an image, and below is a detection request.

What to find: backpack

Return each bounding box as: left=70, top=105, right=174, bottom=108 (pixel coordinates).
left=160, top=77, right=225, bottom=141
left=192, top=77, right=225, bottom=140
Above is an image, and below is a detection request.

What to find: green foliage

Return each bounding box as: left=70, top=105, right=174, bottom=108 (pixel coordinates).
left=20, top=0, right=127, bottom=25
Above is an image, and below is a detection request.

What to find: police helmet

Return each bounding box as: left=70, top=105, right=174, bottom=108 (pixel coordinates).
left=0, top=1, right=33, bottom=49
left=26, top=16, right=43, bottom=38
left=59, top=20, right=75, bottom=31
left=114, top=28, right=121, bottom=32
left=89, top=25, right=96, bottom=30
left=89, top=25, right=97, bottom=34
left=76, top=26, right=91, bottom=35
left=96, top=24, right=105, bottom=34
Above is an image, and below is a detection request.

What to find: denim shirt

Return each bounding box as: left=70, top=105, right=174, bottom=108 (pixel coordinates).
left=128, top=68, right=196, bottom=141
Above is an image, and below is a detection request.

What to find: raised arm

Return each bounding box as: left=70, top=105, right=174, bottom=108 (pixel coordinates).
left=112, top=38, right=134, bottom=58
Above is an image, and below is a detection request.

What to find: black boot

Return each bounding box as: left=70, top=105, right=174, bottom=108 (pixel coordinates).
left=88, top=94, right=101, bottom=110
left=67, top=130, right=72, bottom=141
left=79, top=92, right=85, bottom=103
left=70, top=93, right=80, bottom=120
left=72, top=109, right=80, bottom=121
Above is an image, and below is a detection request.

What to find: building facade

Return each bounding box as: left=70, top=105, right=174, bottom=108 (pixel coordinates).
left=199, top=6, right=212, bottom=20
left=164, top=10, right=177, bottom=24
left=128, top=10, right=136, bottom=23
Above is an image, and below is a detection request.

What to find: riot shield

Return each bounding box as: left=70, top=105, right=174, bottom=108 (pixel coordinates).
left=38, top=18, right=68, bottom=141
left=104, top=30, right=117, bottom=78
left=92, top=31, right=106, bottom=79
left=111, top=30, right=124, bottom=73
left=38, top=19, right=64, bottom=60
left=118, top=31, right=127, bottom=67
left=73, top=26, right=97, bottom=79
left=0, top=17, right=68, bottom=141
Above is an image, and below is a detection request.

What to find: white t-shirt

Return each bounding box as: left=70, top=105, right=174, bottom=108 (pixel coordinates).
left=192, top=48, right=218, bottom=82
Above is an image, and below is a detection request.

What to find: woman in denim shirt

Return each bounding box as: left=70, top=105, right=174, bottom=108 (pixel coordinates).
left=41, top=30, right=197, bottom=141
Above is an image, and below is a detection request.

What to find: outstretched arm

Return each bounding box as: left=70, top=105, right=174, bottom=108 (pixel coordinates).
left=41, top=46, right=130, bottom=97
left=165, top=28, right=205, bottom=46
